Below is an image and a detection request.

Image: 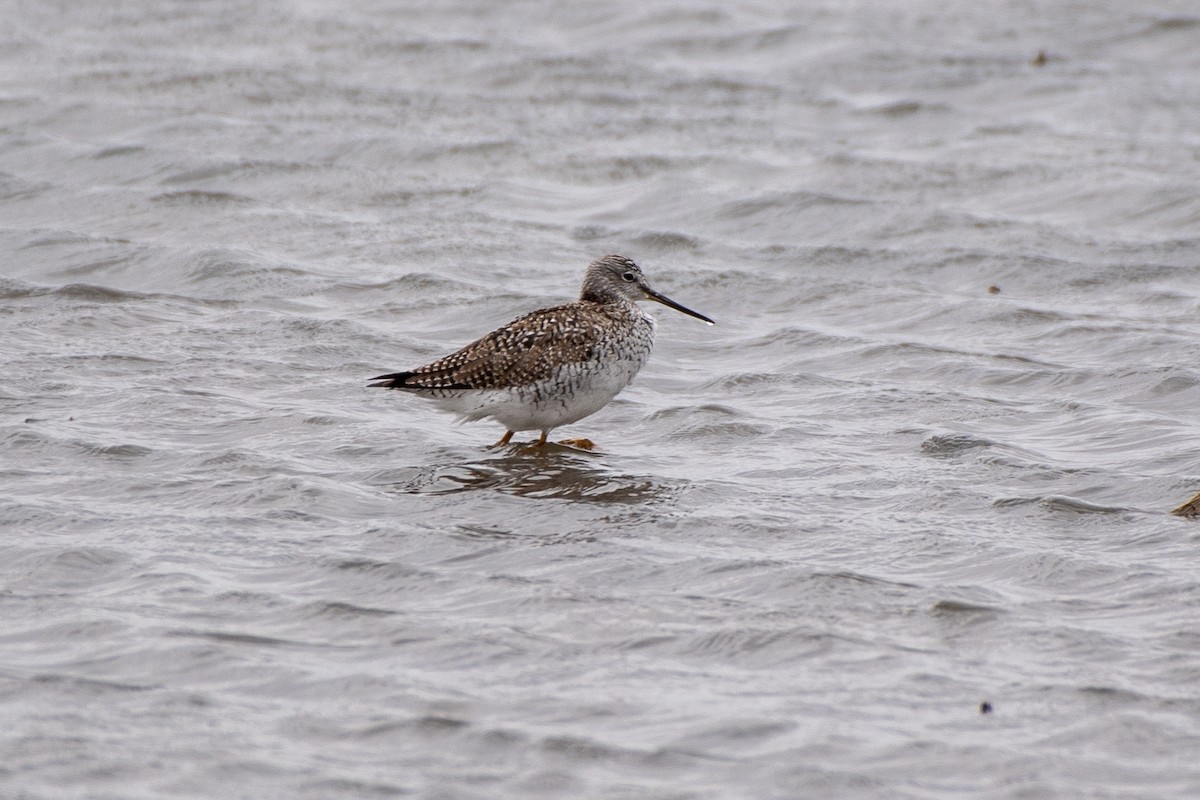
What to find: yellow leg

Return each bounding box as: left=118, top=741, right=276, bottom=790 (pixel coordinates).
left=494, top=430, right=514, bottom=447
left=535, top=430, right=548, bottom=446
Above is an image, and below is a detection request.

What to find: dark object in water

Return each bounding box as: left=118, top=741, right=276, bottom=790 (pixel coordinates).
left=1171, top=491, right=1200, bottom=518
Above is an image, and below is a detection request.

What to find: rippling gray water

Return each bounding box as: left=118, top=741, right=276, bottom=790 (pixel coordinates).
left=4, top=1, right=1200, bottom=798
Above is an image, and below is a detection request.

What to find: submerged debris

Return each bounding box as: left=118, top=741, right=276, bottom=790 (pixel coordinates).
left=1171, top=491, right=1200, bottom=518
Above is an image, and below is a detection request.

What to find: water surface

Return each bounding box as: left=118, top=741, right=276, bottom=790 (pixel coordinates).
left=3, top=1, right=1200, bottom=798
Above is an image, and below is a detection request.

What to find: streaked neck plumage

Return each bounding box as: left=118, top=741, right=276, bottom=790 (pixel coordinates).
left=578, top=254, right=643, bottom=305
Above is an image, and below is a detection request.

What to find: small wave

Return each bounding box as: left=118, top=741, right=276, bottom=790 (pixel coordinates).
left=328, top=558, right=435, bottom=582
left=27, top=673, right=156, bottom=694
left=152, top=189, right=254, bottom=205
left=168, top=629, right=311, bottom=648
left=180, top=247, right=328, bottom=300
left=82, top=442, right=155, bottom=459
left=718, top=190, right=871, bottom=221
left=930, top=599, right=1002, bottom=615
left=303, top=601, right=396, bottom=619
left=0, top=277, right=203, bottom=308
left=862, top=99, right=947, bottom=117
left=92, top=144, right=146, bottom=159
left=630, top=230, right=702, bottom=252
left=920, top=433, right=995, bottom=457
left=52, top=283, right=150, bottom=302
left=650, top=403, right=773, bottom=441
left=993, top=495, right=1134, bottom=515
left=677, top=626, right=823, bottom=665
left=1134, top=16, right=1200, bottom=38
left=10, top=547, right=132, bottom=591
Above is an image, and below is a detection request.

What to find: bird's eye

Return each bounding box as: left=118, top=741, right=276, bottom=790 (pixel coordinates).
left=622, top=272, right=636, bottom=282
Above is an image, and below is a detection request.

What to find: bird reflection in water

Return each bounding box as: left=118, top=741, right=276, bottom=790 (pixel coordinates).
left=382, top=445, right=679, bottom=505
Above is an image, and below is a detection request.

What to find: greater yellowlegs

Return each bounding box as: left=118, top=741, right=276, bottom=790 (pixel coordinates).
left=370, top=254, right=714, bottom=448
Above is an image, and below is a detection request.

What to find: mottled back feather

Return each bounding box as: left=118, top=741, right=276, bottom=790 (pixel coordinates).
left=372, top=301, right=632, bottom=391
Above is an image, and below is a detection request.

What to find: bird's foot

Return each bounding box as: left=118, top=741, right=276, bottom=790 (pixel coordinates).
left=556, top=438, right=596, bottom=451
left=508, top=431, right=550, bottom=452
left=492, top=430, right=515, bottom=447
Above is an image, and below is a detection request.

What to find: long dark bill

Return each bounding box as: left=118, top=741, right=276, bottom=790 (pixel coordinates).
left=646, top=288, right=715, bottom=325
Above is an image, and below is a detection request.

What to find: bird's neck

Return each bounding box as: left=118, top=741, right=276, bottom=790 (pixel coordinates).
left=579, top=283, right=630, bottom=305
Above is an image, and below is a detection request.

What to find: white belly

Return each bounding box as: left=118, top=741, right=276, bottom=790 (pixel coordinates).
left=430, top=329, right=653, bottom=433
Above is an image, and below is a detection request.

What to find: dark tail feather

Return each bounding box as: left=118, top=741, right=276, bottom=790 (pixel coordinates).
left=369, top=371, right=415, bottom=388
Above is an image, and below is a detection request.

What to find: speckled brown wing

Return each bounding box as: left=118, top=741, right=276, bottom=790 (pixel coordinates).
left=372, top=302, right=603, bottom=391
